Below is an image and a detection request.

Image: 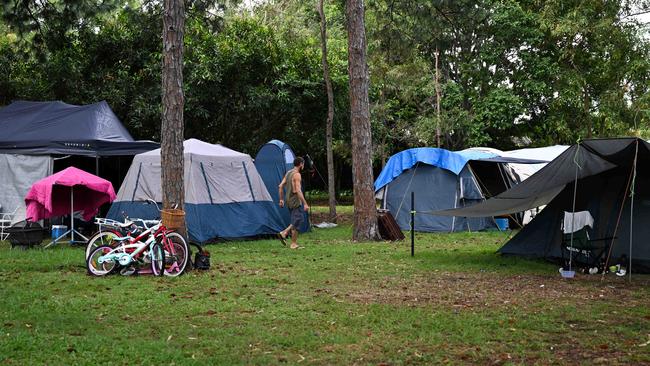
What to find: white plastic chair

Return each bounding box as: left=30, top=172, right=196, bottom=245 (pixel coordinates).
left=0, top=206, right=17, bottom=241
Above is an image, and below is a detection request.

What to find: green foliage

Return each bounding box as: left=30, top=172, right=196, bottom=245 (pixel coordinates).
left=367, top=0, right=650, bottom=152
left=0, top=1, right=351, bottom=163
left=1, top=0, right=650, bottom=186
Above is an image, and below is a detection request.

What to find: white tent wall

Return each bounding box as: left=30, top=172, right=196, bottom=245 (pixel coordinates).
left=0, top=154, right=53, bottom=224
left=502, top=146, right=569, bottom=224
left=464, top=145, right=569, bottom=225
left=465, top=145, right=569, bottom=182
left=502, top=145, right=569, bottom=181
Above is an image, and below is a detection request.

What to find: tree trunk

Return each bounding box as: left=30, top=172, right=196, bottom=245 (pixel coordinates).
left=161, top=0, right=185, bottom=233
left=346, top=0, right=379, bottom=241
left=434, top=48, right=442, bottom=147
left=583, top=86, right=592, bottom=138
left=318, top=0, right=337, bottom=223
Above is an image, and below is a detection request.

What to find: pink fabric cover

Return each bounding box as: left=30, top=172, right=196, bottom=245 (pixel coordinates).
left=25, top=167, right=117, bottom=222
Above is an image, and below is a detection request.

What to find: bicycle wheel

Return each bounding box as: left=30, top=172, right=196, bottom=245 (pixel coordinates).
left=151, top=243, right=165, bottom=277
left=162, top=232, right=189, bottom=277
left=85, top=230, right=121, bottom=260
left=87, top=245, right=117, bottom=276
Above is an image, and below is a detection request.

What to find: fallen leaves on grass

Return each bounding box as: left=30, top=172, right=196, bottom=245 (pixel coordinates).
left=339, top=271, right=650, bottom=311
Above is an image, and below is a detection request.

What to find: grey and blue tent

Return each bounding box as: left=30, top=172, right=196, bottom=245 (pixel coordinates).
left=254, top=140, right=310, bottom=232
left=375, top=148, right=504, bottom=232
left=108, top=139, right=285, bottom=242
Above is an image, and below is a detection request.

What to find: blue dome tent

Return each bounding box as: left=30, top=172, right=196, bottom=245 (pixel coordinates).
left=254, top=140, right=310, bottom=232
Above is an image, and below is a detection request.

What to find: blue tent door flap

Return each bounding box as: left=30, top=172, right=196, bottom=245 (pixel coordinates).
left=255, top=140, right=310, bottom=232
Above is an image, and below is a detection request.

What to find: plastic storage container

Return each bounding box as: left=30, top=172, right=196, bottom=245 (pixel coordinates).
left=51, top=225, right=67, bottom=239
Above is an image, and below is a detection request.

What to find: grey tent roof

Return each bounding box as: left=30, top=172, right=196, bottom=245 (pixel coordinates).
left=139, top=138, right=248, bottom=159
left=434, top=138, right=647, bottom=217
left=0, top=100, right=159, bottom=156
left=116, top=139, right=273, bottom=205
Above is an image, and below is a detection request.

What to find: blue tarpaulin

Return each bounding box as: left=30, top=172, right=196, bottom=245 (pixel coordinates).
left=374, top=148, right=497, bottom=192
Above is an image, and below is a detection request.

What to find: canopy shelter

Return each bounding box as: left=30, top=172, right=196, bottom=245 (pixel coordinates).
left=0, top=100, right=158, bottom=222
left=25, top=167, right=116, bottom=247
left=254, top=140, right=310, bottom=232
left=435, top=138, right=650, bottom=273
left=374, top=147, right=542, bottom=233
left=108, top=139, right=285, bottom=243
left=0, top=100, right=158, bottom=156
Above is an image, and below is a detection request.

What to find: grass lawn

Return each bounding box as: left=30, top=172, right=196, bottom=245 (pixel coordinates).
left=1, top=214, right=649, bottom=365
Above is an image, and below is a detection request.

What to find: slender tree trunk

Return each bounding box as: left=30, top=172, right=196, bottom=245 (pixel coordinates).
left=346, top=0, right=379, bottom=241
left=161, top=0, right=185, bottom=233
left=583, top=86, right=592, bottom=138
left=318, top=0, right=337, bottom=223
left=434, top=48, right=442, bottom=147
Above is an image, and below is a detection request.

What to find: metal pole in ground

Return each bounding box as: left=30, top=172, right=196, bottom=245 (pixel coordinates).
left=629, top=140, right=639, bottom=282
left=411, top=191, right=415, bottom=257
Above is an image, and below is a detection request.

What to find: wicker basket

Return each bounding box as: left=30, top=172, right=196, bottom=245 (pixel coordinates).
left=161, top=209, right=185, bottom=230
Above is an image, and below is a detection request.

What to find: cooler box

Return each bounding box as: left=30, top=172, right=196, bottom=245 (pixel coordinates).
left=51, top=225, right=67, bottom=239
left=495, top=218, right=509, bottom=231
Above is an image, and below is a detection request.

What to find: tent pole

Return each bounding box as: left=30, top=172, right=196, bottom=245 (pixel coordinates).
left=568, top=144, right=582, bottom=273
left=411, top=191, right=415, bottom=257
left=70, top=186, right=75, bottom=244
left=629, top=141, right=639, bottom=282
left=601, top=153, right=637, bottom=281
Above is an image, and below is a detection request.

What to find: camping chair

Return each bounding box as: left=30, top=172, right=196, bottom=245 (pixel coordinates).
left=0, top=206, right=18, bottom=241
left=560, top=211, right=611, bottom=269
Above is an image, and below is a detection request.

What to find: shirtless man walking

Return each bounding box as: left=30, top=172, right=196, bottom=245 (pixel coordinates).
left=278, top=157, right=310, bottom=249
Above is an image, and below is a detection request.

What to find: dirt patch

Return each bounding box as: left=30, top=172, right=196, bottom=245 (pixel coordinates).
left=336, top=271, right=650, bottom=310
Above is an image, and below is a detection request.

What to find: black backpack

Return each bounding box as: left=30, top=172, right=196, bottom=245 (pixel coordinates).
left=190, top=243, right=210, bottom=270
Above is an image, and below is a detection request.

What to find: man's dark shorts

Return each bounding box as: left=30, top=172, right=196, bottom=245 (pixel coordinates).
left=290, top=207, right=304, bottom=228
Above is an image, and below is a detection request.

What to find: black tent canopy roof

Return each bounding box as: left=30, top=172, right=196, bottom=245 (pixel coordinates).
left=0, top=100, right=159, bottom=156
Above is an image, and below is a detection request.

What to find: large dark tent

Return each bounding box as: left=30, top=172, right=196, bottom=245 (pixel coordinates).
left=436, top=138, right=650, bottom=273
left=0, top=100, right=158, bottom=156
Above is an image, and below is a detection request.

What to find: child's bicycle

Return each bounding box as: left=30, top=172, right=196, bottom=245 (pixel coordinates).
left=85, top=217, right=156, bottom=260
left=86, top=201, right=189, bottom=277
left=86, top=222, right=165, bottom=277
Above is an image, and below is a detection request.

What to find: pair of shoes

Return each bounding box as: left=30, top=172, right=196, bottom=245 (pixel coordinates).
left=277, top=232, right=287, bottom=246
